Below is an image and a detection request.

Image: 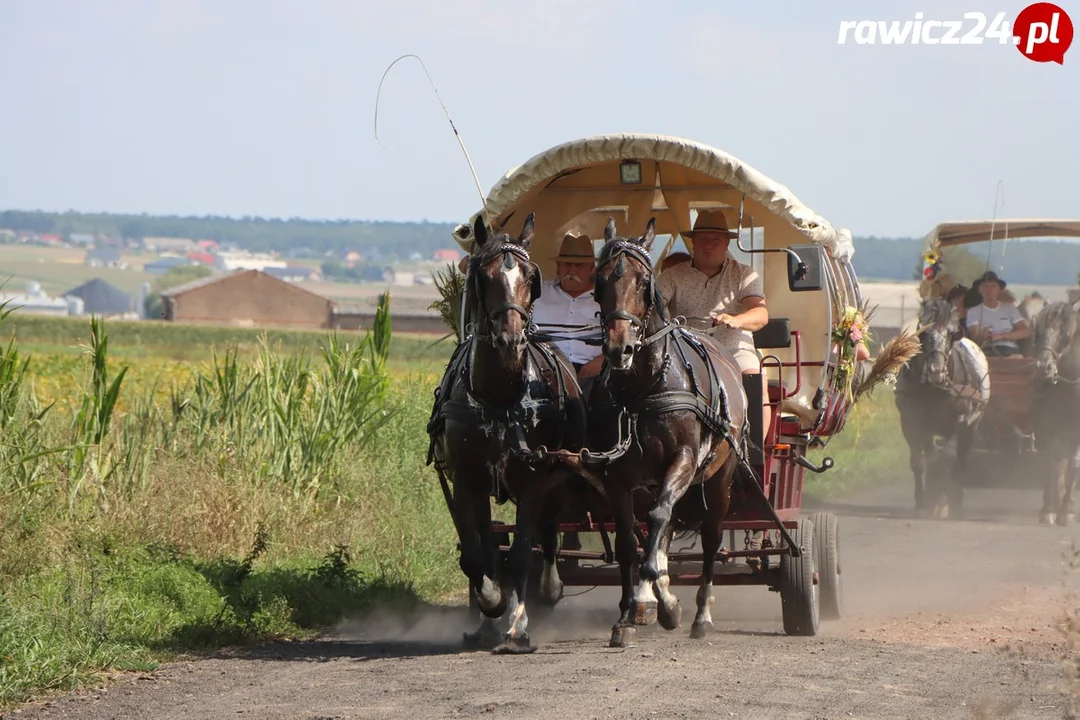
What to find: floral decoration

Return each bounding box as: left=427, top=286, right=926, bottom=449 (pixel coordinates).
left=922, top=246, right=945, bottom=283
left=831, top=304, right=873, bottom=402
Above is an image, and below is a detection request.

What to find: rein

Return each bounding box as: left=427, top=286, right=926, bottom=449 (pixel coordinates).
left=1037, top=319, right=1080, bottom=386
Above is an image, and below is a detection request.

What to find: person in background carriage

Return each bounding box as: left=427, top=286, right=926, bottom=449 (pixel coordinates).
left=530, top=232, right=606, bottom=394
left=964, top=271, right=1031, bottom=358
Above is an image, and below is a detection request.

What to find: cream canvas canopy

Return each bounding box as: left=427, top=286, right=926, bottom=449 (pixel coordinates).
left=924, top=218, right=1080, bottom=249
left=919, top=218, right=1080, bottom=300
left=452, top=133, right=855, bottom=267
left=451, top=133, right=864, bottom=411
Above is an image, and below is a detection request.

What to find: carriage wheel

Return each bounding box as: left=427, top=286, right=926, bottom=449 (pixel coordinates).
left=809, top=512, right=842, bottom=621
left=778, top=518, right=819, bottom=637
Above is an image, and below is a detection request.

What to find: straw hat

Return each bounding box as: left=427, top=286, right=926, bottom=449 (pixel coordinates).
left=682, top=209, right=738, bottom=238
left=551, top=233, right=596, bottom=262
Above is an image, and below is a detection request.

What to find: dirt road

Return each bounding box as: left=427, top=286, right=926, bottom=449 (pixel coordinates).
left=8, top=480, right=1080, bottom=720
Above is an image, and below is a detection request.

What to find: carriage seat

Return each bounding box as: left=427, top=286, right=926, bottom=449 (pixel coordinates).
left=754, top=319, right=791, bottom=404
left=752, top=318, right=791, bottom=350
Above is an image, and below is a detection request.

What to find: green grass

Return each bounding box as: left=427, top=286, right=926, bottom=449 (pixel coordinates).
left=0, top=300, right=900, bottom=712
left=1, top=311, right=454, bottom=369
left=804, top=390, right=907, bottom=500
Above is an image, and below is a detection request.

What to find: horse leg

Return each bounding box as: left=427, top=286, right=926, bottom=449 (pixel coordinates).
left=1062, top=448, right=1080, bottom=526
left=537, top=488, right=564, bottom=607
left=636, top=447, right=696, bottom=631
left=456, top=481, right=505, bottom=650
left=1051, top=453, right=1070, bottom=527
left=900, top=410, right=929, bottom=515
left=494, top=480, right=544, bottom=654
left=947, top=423, right=973, bottom=521
left=930, top=432, right=954, bottom=520
left=1040, top=445, right=1064, bottom=525
left=912, top=440, right=929, bottom=517
left=607, top=482, right=639, bottom=648
left=691, top=457, right=735, bottom=640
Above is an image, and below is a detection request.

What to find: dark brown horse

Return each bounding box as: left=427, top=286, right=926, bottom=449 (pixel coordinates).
left=1031, top=301, right=1080, bottom=525
left=426, top=213, right=588, bottom=653
left=894, top=298, right=988, bottom=519
left=587, top=217, right=748, bottom=647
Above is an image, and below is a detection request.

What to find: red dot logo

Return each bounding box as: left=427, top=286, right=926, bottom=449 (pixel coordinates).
left=1014, top=2, right=1074, bottom=63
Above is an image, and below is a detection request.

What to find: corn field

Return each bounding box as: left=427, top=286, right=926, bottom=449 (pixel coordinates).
left=0, top=292, right=396, bottom=514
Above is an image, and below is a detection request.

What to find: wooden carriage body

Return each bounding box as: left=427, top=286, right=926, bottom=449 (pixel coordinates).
left=450, top=134, right=868, bottom=632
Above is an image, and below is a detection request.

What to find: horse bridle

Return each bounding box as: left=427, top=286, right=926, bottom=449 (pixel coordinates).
left=1037, top=324, right=1080, bottom=385
left=468, top=243, right=542, bottom=343
left=594, top=240, right=669, bottom=345
left=915, top=323, right=953, bottom=388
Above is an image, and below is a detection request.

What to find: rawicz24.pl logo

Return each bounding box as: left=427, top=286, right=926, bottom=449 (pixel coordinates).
left=836, top=2, right=1074, bottom=64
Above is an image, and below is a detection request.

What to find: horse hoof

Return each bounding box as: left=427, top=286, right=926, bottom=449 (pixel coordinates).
left=1057, top=513, right=1075, bottom=527
left=609, top=625, right=637, bottom=648
left=657, top=599, right=682, bottom=631
left=1040, top=512, right=1056, bottom=525
left=493, top=633, right=536, bottom=655
left=932, top=505, right=949, bottom=520
left=633, top=600, right=658, bottom=626
left=689, top=621, right=712, bottom=640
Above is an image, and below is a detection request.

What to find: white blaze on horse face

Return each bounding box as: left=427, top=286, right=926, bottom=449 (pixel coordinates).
left=502, top=263, right=524, bottom=304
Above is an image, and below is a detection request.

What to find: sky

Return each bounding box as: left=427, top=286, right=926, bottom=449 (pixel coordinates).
left=1, top=0, right=1077, bottom=238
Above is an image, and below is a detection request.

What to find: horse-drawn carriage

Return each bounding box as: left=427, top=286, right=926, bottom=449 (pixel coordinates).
left=428, top=134, right=889, bottom=651
left=910, top=219, right=1080, bottom=521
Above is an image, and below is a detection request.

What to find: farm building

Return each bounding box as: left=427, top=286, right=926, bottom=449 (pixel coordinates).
left=85, top=247, right=127, bottom=268
left=143, top=256, right=199, bottom=274
left=160, top=269, right=335, bottom=328
left=63, top=278, right=134, bottom=316
left=262, top=266, right=318, bottom=282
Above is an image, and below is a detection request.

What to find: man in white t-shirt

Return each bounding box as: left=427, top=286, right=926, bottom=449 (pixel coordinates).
left=965, top=271, right=1030, bottom=357
left=530, top=233, right=604, bottom=390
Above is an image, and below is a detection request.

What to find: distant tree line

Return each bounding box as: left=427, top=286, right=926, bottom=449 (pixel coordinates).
left=0, top=210, right=460, bottom=260
left=2, top=210, right=1078, bottom=286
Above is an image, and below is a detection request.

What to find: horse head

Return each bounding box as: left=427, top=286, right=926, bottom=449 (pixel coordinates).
left=466, top=212, right=541, bottom=363
left=1033, top=301, right=1080, bottom=384
left=593, top=217, right=667, bottom=371
left=910, top=298, right=959, bottom=388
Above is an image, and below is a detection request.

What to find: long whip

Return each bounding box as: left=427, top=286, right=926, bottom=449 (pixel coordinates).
left=374, top=54, right=487, bottom=212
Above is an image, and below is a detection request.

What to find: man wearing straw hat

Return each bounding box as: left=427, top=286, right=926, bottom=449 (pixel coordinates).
left=531, top=232, right=605, bottom=391
left=658, top=209, right=771, bottom=424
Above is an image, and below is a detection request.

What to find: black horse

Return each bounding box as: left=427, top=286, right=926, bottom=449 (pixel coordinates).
left=1031, top=301, right=1080, bottom=525
left=426, top=213, right=589, bottom=653
left=894, top=298, right=989, bottom=519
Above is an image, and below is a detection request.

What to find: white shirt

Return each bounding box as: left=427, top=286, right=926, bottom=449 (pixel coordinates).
left=531, top=279, right=602, bottom=365
left=966, top=301, right=1023, bottom=350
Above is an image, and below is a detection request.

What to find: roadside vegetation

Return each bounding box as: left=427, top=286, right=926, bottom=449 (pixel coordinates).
left=0, top=301, right=900, bottom=712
